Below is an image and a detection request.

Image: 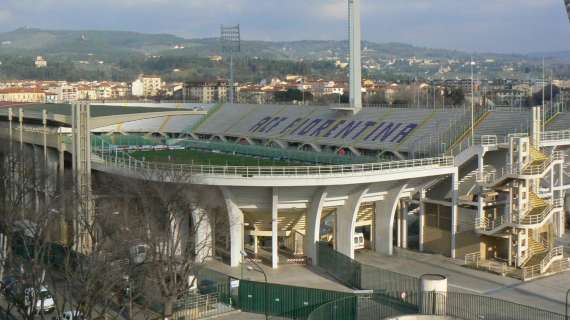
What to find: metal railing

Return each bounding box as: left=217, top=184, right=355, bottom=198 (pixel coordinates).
left=95, top=149, right=454, bottom=178
left=307, top=291, right=567, bottom=320
left=172, top=292, right=234, bottom=320
left=522, top=264, right=541, bottom=281
left=540, top=246, right=564, bottom=273
left=475, top=215, right=508, bottom=232
left=512, top=205, right=553, bottom=226
left=541, top=129, right=570, bottom=143
left=477, top=151, right=561, bottom=185
left=464, top=252, right=481, bottom=266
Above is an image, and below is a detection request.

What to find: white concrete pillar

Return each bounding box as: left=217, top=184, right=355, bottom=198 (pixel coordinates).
left=253, top=235, right=259, bottom=255
left=401, top=200, right=408, bottom=249
left=18, top=108, right=23, bottom=149
left=508, top=234, right=513, bottom=266
left=271, top=187, right=279, bottom=269
left=337, top=186, right=369, bottom=259
left=560, top=162, right=564, bottom=188
left=221, top=187, right=244, bottom=267
left=551, top=165, right=555, bottom=198
left=477, top=152, right=485, bottom=176
left=396, top=203, right=402, bottom=248
left=451, top=171, right=459, bottom=259
left=419, top=189, right=426, bottom=252
left=304, top=188, right=327, bottom=266
left=375, top=184, right=407, bottom=256
left=477, top=192, right=485, bottom=221
left=192, top=207, right=212, bottom=262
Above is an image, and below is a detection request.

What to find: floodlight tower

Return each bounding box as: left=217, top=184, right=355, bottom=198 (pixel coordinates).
left=221, top=25, right=241, bottom=104
left=349, top=0, right=363, bottom=113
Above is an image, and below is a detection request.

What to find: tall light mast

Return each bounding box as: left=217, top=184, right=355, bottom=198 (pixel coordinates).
left=221, top=25, right=241, bottom=104
left=348, top=0, right=363, bottom=113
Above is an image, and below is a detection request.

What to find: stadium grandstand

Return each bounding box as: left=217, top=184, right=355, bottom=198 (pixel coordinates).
left=1, top=0, right=570, bottom=295
left=1, top=99, right=569, bottom=283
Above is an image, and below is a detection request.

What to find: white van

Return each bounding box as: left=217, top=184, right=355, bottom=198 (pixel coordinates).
left=354, top=233, right=365, bottom=250
left=25, top=286, right=55, bottom=313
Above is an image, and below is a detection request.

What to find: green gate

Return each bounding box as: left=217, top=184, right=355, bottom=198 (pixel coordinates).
left=238, top=280, right=354, bottom=319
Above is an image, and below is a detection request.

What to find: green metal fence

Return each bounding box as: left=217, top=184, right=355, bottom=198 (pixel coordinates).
left=194, top=268, right=234, bottom=306
left=316, top=242, right=361, bottom=289
left=307, top=292, right=567, bottom=320
left=238, top=280, right=353, bottom=319
left=308, top=293, right=419, bottom=320
left=316, top=242, right=418, bottom=296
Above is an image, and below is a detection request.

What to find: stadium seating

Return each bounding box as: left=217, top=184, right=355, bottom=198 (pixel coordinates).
left=475, top=110, right=531, bottom=138
left=547, top=112, right=570, bottom=131
left=194, top=104, right=467, bottom=154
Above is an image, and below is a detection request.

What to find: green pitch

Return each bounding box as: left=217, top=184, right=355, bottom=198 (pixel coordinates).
left=129, top=149, right=306, bottom=167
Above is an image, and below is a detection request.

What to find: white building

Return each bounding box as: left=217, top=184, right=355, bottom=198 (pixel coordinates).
left=131, top=78, right=144, bottom=97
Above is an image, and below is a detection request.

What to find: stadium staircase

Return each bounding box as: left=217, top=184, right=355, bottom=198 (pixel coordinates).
left=476, top=191, right=558, bottom=233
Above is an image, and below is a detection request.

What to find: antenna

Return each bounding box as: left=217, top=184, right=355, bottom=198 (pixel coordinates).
left=221, top=25, right=241, bottom=104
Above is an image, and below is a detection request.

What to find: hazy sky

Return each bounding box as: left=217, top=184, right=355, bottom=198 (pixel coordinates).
left=1, top=0, right=570, bottom=53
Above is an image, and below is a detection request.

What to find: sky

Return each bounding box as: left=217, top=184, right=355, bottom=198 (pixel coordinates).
left=0, top=0, right=570, bottom=54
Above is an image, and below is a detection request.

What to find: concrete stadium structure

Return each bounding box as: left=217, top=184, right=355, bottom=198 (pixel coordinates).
left=1, top=0, right=570, bottom=283
left=1, top=100, right=570, bottom=281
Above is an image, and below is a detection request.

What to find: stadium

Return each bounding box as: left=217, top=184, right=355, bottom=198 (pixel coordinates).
left=1, top=1, right=570, bottom=318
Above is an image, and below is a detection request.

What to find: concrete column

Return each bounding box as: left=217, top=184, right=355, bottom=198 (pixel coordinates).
left=477, top=193, right=485, bottom=221
left=337, top=186, right=369, bottom=259
left=18, top=108, right=23, bottom=149
left=192, top=207, right=212, bottom=262
left=401, top=200, right=408, bottom=249
left=551, top=165, right=555, bottom=198
left=221, top=187, right=244, bottom=267
left=253, top=235, right=259, bottom=255
left=271, top=187, right=279, bottom=269
left=419, top=189, right=426, bottom=252
left=42, top=109, right=47, bottom=163
left=451, top=171, right=459, bottom=259
left=169, top=209, right=190, bottom=257
left=304, top=188, right=327, bottom=266
left=477, top=152, right=485, bottom=176
left=396, top=203, right=402, bottom=247
left=560, top=163, right=564, bottom=187
left=508, top=234, right=513, bottom=266
left=375, top=184, right=407, bottom=256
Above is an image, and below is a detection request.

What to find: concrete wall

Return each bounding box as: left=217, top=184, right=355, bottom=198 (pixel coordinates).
left=423, top=203, right=451, bottom=256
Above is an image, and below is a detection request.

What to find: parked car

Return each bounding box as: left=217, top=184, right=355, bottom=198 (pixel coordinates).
left=354, top=232, right=365, bottom=250
left=25, top=286, right=55, bottom=313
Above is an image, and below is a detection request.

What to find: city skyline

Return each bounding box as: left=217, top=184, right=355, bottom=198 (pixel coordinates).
left=0, top=0, right=569, bottom=54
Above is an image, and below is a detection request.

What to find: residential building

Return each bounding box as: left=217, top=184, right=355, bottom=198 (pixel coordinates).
left=142, top=75, right=163, bottom=97
left=185, top=80, right=228, bottom=103
left=0, top=88, right=46, bottom=103
left=131, top=78, right=144, bottom=97
left=35, top=56, right=47, bottom=68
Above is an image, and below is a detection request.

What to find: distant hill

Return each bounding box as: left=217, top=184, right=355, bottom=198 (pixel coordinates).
left=0, top=28, right=525, bottom=62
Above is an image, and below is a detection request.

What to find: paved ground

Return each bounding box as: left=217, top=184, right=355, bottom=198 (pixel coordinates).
left=205, top=259, right=352, bottom=292
left=356, top=248, right=570, bottom=315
